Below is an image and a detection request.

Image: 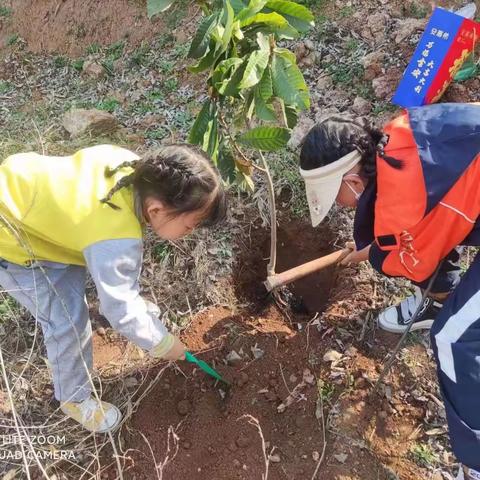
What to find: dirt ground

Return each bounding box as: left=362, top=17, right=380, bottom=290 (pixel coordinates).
left=0, top=0, right=157, bottom=55
left=86, top=221, right=443, bottom=480
left=1, top=0, right=477, bottom=479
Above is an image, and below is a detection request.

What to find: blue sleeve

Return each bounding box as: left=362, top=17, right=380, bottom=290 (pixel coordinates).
left=369, top=242, right=390, bottom=276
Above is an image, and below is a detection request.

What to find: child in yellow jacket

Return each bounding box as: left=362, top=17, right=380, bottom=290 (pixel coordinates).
left=0, top=143, right=226, bottom=433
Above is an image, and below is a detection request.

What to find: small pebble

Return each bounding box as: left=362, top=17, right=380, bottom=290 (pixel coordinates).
left=269, top=453, right=281, bottom=463
left=233, top=459, right=241, bottom=468
left=237, top=372, right=249, bottom=387
left=304, top=39, right=315, bottom=50
left=176, top=400, right=191, bottom=416
left=183, top=441, right=191, bottom=449
left=97, top=327, right=106, bottom=337
left=354, top=377, right=367, bottom=389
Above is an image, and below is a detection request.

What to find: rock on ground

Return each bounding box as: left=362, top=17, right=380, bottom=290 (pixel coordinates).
left=352, top=96, right=372, bottom=116
left=62, top=109, right=118, bottom=138
left=372, top=70, right=402, bottom=100
left=362, top=51, right=385, bottom=81
left=394, top=18, right=427, bottom=44
left=360, top=13, right=389, bottom=43
left=82, top=60, right=107, bottom=80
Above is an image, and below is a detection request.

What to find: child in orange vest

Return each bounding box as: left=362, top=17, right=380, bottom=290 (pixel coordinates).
left=299, top=103, right=480, bottom=480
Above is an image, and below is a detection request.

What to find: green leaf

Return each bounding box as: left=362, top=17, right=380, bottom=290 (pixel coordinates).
left=221, top=0, right=235, bottom=48
left=266, top=0, right=313, bottom=21
left=212, top=58, right=243, bottom=93
left=230, top=0, right=247, bottom=14
left=240, top=11, right=288, bottom=28
left=254, top=88, right=277, bottom=121
left=283, top=102, right=298, bottom=128
left=265, top=0, right=314, bottom=32
left=204, top=115, right=220, bottom=162
left=232, top=20, right=244, bottom=40
left=244, top=90, right=256, bottom=120
left=274, top=47, right=296, bottom=64
left=271, top=52, right=309, bottom=110
left=258, top=67, right=273, bottom=100
left=256, top=31, right=270, bottom=51
left=217, top=143, right=237, bottom=182
left=147, top=0, right=175, bottom=18
left=238, top=126, right=290, bottom=151
left=235, top=170, right=255, bottom=193
left=189, top=100, right=213, bottom=145
left=189, top=44, right=222, bottom=73
left=296, top=90, right=310, bottom=110
left=239, top=49, right=270, bottom=89
left=244, top=21, right=299, bottom=39
left=236, top=0, right=267, bottom=22
left=188, top=14, right=219, bottom=59
left=223, top=60, right=248, bottom=97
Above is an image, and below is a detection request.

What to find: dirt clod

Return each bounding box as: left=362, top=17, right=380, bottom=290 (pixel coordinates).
left=225, top=350, right=242, bottom=366
left=176, top=400, right=191, bottom=416
left=269, top=453, right=281, bottom=463
left=236, top=372, right=249, bottom=387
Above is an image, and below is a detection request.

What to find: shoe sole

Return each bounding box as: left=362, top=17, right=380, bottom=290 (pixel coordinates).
left=378, top=319, right=434, bottom=334
left=94, top=404, right=122, bottom=433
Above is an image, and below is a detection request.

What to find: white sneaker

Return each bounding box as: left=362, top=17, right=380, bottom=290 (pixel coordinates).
left=465, top=467, right=480, bottom=480
left=61, top=396, right=122, bottom=433
left=378, top=288, right=443, bottom=334
left=456, top=465, right=480, bottom=480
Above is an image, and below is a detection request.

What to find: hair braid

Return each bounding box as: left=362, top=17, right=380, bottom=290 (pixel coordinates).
left=100, top=173, right=135, bottom=210
left=98, top=144, right=227, bottom=228
left=105, top=160, right=139, bottom=178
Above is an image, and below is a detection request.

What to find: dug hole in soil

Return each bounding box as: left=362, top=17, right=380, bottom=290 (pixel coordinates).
left=94, top=219, right=425, bottom=480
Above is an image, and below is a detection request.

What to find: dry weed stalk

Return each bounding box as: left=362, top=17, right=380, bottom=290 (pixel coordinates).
left=311, top=379, right=327, bottom=480
left=240, top=414, right=276, bottom=480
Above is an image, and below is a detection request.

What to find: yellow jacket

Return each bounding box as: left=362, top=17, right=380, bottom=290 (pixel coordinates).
left=0, top=145, right=143, bottom=266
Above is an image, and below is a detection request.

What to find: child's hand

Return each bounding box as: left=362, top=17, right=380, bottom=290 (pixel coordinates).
left=340, top=242, right=371, bottom=265
left=162, top=336, right=187, bottom=361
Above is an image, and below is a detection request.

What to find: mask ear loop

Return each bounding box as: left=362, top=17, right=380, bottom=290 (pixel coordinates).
left=343, top=174, right=363, bottom=200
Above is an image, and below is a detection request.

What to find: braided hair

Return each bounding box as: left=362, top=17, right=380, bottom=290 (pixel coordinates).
left=299, top=114, right=402, bottom=178
left=100, top=144, right=227, bottom=227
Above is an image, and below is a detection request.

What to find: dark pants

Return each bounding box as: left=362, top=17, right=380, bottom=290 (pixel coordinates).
left=415, top=247, right=463, bottom=294
left=429, top=250, right=480, bottom=470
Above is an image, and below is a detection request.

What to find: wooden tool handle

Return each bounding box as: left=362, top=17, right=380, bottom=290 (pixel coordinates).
left=264, top=248, right=351, bottom=292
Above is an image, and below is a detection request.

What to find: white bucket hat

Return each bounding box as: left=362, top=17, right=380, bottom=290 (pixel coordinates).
left=300, top=150, right=362, bottom=227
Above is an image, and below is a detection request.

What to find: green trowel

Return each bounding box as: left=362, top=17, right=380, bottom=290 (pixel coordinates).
left=185, top=351, right=230, bottom=386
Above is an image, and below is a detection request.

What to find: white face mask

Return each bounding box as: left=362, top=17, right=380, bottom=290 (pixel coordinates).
left=342, top=173, right=364, bottom=200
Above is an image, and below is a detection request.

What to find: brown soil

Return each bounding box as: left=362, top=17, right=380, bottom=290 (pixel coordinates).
left=0, top=0, right=166, bottom=55
left=233, top=219, right=338, bottom=314
left=90, top=219, right=436, bottom=480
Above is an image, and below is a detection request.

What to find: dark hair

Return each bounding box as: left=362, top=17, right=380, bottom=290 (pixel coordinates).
left=100, top=144, right=227, bottom=227
left=299, top=114, right=402, bottom=178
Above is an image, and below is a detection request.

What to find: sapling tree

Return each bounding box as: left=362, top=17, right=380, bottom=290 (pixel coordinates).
left=150, top=0, right=314, bottom=278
